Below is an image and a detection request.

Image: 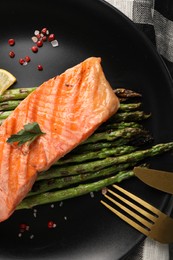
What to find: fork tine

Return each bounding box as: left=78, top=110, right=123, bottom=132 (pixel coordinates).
left=100, top=199, right=149, bottom=236
left=113, top=184, right=160, bottom=216
left=107, top=188, right=157, bottom=223
left=103, top=187, right=157, bottom=230
left=103, top=192, right=153, bottom=228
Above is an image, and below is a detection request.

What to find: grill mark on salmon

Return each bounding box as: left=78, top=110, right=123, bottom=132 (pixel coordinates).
left=0, top=57, right=120, bottom=222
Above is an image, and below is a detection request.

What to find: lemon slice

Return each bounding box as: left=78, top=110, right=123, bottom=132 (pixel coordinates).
left=0, top=69, right=17, bottom=95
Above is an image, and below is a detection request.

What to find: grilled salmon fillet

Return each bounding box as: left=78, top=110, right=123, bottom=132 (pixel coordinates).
left=0, top=57, right=119, bottom=222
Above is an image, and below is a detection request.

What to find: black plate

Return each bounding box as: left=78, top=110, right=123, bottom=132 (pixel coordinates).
left=0, top=0, right=173, bottom=259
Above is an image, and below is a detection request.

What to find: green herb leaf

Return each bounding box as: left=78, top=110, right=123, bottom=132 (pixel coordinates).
left=7, top=122, right=45, bottom=146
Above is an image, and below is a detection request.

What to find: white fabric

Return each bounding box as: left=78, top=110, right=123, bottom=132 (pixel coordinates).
left=143, top=238, right=169, bottom=260
left=107, top=0, right=134, bottom=20
left=153, top=10, right=173, bottom=62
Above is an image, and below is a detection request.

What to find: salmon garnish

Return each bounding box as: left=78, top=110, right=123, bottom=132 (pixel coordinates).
left=0, top=57, right=119, bottom=222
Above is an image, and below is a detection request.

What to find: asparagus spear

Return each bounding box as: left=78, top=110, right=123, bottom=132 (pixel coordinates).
left=37, top=142, right=173, bottom=181
left=0, top=87, right=36, bottom=102
left=0, top=100, right=21, bottom=111
left=0, top=87, right=140, bottom=103
left=55, top=145, right=137, bottom=165
left=0, top=102, right=142, bottom=117
left=96, top=121, right=142, bottom=132
left=110, top=111, right=151, bottom=122
left=72, top=131, right=153, bottom=153
left=29, top=162, right=136, bottom=197
left=82, top=127, right=147, bottom=144
left=114, top=88, right=142, bottom=98
left=119, top=103, right=142, bottom=112
left=0, top=111, right=12, bottom=119
left=73, top=139, right=129, bottom=153
left=17, top=170, right=134, bottom=209
left=0, top=110, right=149, bottom=126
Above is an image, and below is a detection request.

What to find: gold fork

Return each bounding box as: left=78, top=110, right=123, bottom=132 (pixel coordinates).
left=100, top=184, right=173, bottom=243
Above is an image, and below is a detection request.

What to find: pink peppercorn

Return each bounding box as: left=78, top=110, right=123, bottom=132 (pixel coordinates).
left=19, top=58, right=25, bottom=65
left=37, top=65, right=43, bottom=71
left=37, top=40, right=43, bottom=47
left=19, top=223, right=28, bottom=232
left=48, top=34, right=55, bottom=42
left=42, top=35, right=47, bottom=42
left=8, top=38, right=15, bottom=46
left=25, top=56, right=31, bottom=62
left=41, top=28, right=47, bottom=35
left=47, top=221, right=56, bottom=228
left=9, top=51, right=15, bottom=58
left=31, top=46, right=38, bottom=53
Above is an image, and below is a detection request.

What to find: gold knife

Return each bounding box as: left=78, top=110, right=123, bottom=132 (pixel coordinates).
left=133, top=166, right=173, bottom=195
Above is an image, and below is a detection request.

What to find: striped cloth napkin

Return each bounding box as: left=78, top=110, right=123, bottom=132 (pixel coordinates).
left=105, top=0, right=173, bottom=79
left=104, top=1, right=173, bottom=259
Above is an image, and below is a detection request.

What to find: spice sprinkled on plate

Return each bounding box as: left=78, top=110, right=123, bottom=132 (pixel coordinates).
left=7, top=26, right=59, bottom=71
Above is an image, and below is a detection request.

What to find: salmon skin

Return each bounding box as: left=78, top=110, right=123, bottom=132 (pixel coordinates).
left=0, top=57, right=119, bottom=222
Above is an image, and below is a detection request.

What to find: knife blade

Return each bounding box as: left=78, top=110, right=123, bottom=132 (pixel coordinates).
left=133, top=166, right=173, bottom=195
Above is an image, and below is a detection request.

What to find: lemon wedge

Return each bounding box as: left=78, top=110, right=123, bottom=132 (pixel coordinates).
left=0, top=69, right=17, bottom=95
